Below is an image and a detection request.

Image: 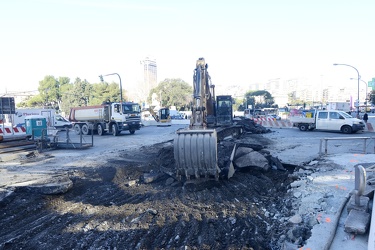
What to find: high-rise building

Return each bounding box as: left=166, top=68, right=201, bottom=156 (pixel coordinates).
left=141, top=57, right=157, bottom=101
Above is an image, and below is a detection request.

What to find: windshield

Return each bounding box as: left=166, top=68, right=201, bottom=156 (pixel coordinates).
left=338, top=111, right=353, bottom=118
left=123, top=104, right=140, bottom=113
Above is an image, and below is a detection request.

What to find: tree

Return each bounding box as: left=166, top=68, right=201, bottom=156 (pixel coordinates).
left=244, top=90, right=275, bottom=109
left=19, top=75, right=131, bottom=115
left=59, top=78, right=92, bottom=114
left=17, top=95, right=44, bottom=108
left=90, top=81, right=123, bottom=105
left=38, top=75, right=59, bottom=109
left=232, top=97, right=246, bottom=111
left=287, top=91, right=304, bottom=107
left=37, top=75, right=71, bottom=111
left=148, top=78, right=193, bottom=110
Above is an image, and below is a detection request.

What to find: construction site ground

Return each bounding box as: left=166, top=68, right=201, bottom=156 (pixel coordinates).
left=0, top=123, right=374, bottom=250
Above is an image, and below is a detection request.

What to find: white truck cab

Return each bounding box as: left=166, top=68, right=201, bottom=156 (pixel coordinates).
left=53, top=115, right=72, bottom=129
left=290, top=110, right=365, bottom=134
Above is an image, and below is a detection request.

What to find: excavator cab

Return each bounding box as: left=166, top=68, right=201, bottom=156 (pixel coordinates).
left=158, top=108, right=171, bottom=124
left=216, top=95, right=233, bottom=126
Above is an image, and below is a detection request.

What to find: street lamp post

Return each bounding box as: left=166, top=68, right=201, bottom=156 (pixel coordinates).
left=333, top=63, right=360, bottom=117
left=99, top=73, right=123, bottom=102
left=350, top=77, right=368, bottom=105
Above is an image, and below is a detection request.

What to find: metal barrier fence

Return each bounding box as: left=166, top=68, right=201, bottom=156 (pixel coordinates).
left=319, top=137, right=375, bottom=155
left=33, top=128, right=93, bottom=152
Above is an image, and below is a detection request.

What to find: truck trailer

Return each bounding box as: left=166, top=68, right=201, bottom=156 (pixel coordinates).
left=69, top=102, right=142, bottom=136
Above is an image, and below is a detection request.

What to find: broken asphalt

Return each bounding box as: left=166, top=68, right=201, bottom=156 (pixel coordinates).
left=1, top=124, right=375, bottom=249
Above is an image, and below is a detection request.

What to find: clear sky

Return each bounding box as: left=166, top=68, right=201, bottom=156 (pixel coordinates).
left=1, top=0, right=374, bottom=95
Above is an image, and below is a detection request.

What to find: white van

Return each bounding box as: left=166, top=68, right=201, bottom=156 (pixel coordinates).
left=290, top=110, right=365, bottom=133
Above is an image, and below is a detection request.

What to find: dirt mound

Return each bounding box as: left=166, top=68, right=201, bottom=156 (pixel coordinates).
left=234, top=118, right=272, bottom=134
left=0, top=133, right=309, bottom=249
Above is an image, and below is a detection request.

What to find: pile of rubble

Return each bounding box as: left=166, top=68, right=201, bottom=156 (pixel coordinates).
left=234, top=117, right=271, bottom=134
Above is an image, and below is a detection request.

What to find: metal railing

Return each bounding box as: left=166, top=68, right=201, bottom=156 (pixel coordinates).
left=32, top=128, right=93, bottom=152
left=319, top=137, right=375, bottom=155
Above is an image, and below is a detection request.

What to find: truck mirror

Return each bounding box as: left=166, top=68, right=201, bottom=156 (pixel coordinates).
left=114, top=104, right=120, bottom=113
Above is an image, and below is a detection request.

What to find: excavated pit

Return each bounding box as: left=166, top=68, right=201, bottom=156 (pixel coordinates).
left=0, top=131, right=312, bottom=250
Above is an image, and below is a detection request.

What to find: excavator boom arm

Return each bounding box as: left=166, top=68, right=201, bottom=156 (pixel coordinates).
left=174, top=58, right=219, bottom=180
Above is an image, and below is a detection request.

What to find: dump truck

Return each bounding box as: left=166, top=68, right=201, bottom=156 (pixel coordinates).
left=174, top=58, right=241, bottom=181
left=69, top=101, right=141, bottom=136
left=290, top=109, right=365, bottom=134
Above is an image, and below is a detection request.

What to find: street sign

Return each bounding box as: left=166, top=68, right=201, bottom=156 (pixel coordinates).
left=354, top=100, right=359, bottom=107
left=0, top=97, right=16, bottom=114
left=370, top=78, right=375, bottom=90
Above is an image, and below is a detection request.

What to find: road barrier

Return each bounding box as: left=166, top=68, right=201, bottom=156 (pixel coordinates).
left=253, top=117, right=276, bottom=122
left=366, top=122, right=374, bottom=132
left=0, top=126, right=26, bottom=135
left=257, top=120, right=293, bottom=128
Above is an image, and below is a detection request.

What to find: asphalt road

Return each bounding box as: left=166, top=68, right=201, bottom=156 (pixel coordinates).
left=53, top=122, right=375, bottom=170
left=55, top=124, right=186, bottom=154
left=262, top=126, right=375, bottom=166
left=1, top=122, right=374, bottom=249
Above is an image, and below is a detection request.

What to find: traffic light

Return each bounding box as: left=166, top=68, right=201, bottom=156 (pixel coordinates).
left=99, top=75, right=104, bottom=82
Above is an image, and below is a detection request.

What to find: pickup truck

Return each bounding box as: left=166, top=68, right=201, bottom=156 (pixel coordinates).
left=290, top=110, right=365, bottom=134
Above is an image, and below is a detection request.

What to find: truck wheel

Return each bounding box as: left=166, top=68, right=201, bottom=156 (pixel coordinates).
left=97, top=124, right=105, bottom=136
left=74, top=124, right=81, bottom=135
left=81, top=124, right=91, bottom=135
left=341, top=125, right=352, bottom=134
left=112, top=124, right=119, bottom=136
left=129, top=129, right=135, bottom=135
left=299, top=124, right=308, bottom=131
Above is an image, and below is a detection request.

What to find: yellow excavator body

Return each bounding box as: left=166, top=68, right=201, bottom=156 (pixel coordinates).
left=174, top=58, right=219, bottom=180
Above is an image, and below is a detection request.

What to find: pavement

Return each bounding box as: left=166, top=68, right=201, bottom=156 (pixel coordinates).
left=300, top=154, right=374, bottom=250
left=261, top=128, right=375, bottom=250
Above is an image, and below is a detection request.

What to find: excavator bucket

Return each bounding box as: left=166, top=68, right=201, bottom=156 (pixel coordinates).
left=174, top=129, right=219, bottom=180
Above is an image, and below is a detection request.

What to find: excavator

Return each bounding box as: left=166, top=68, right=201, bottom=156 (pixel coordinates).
left=153, top=107, right=171, bottom=126
left=142, top=107, right=171, bottom=126
left=174, top=58, right=241, bottom=181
